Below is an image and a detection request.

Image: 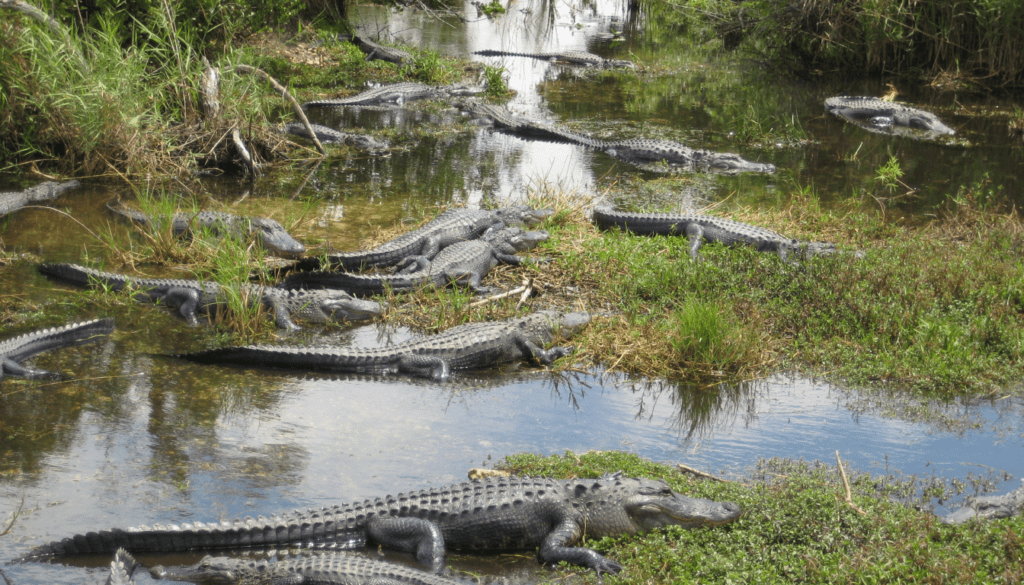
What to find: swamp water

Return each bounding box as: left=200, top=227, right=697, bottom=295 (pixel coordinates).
left=2, top=0, right=1024, bottom=582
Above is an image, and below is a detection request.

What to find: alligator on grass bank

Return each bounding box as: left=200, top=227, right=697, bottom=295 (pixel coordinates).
left=824, top=96, right=956, bottom=138
left=303, top=82, right=484, bottom=108
left=107, top=200, right=306, bottom=259
left=461, top=100, right=775, bottom=174
left=941, top=480, right=1024, bottom=525
left=474, top=48, right=635, bottom=69
left=0, top=318, right=114, bottom=381
left=175, top=310, right=588, bottom=381
left=592, top=205, right=841, bottom=262
left=106, top=549, right=140, bottom=585
left=38, top=263, right=382, bottom=331
left=279, top=122, right=387, bottom=151
left=0, top=180, right=80, bottom=218
left=279, top=227, right=548, bottom=295
left=20, top=472, right=741, bottom=576
left=151, top=553, right=465, bottom=585
left=350, top=36, right=415, bottom=67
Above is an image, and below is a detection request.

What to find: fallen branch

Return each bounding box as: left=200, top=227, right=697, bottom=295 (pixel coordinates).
left=231, top=127, right=259, bottom=177
left=0, top=0, right=88, bottom=72
left=835, top=451, right=867, bottom=515
left=227, top=64, right=326, bottom=156
left=467, top=280, right=530, bottom=308
left=677, top=463, right=731, bottom=483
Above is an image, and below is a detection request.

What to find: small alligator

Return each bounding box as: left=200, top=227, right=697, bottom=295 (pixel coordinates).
left=461, top=100, right=775, bottom=174
left=474, top=48, right=635, bottom=69
left=151, top=553, right=465, bottom=585
left=824, top=96, right=956, bottom=137
left=351, top=36, right=414, bottom=67
left=19, top=472, right=741, bottom=576
left=1, top=318, right=114, bottom=381
left=0, top=180, right=80, bottom=218
left=279, top=227, right=548, bottom=295
left=304, top=82, right=484, bottom=108
left=176, top=310, right=588, bottom=381
left=941, top=480, right=1024, bottom=525
left=107, top=549, right=140, bottom=585
left=279, top=122, right=387, bottom=150
left=38, top=263, right=382, bottom=331
left=592, top=205, right=838, bottom=262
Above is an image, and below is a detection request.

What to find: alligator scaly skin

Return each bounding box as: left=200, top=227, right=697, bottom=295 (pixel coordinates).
left=942, top=479, right=1024, bottom=524
left=474, top=49, right=635, bottom=69
left=592, top=205, right=837, bottom=262
left=280, top=123, right=387, bottom=150
left=304, top=82, right=483, bottom=108
left=825, top=96, right=956, bottom=136
left=0, top=180, right=80, bottom=217
left=352, top=37, right=414, bottom=66
left=38, top=263, right=381, bottom=330
left=106, top=549, right=140, bottom=585
left=19, top=473, right=741, bottom=576
left=0, top=318, right=114, bottom=381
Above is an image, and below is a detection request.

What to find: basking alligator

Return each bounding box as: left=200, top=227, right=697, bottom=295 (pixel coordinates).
left=176, top=310, right=588, bottom=381
left=38, top=263, right=382, bottom=331
left=19, top=472, right=741, bottom=576
left=304, top=82, right=484, bottom=108
left=941, top=480, right=1024, bottom=525
left=280, top=227, right=548, bottom=295
left=474, top=49, right=635, bottom=69
left=279, top=122, right=387, bottom=150
left=461, top=100, right=775, bottom=174
left=350, top=36, right=414, bottom=67
left=151, top=553, right=465, bottom=585
left=592, top=205, right=838, bottom=262
left=1, top=318, right=114, bottom=381
left=107, top=200, right=306, bottom=259
left=0, top=180, right=80, bottom=218
left=825, top=96, right=956, bottom=137
left=107, top=549, right=140, bottom=585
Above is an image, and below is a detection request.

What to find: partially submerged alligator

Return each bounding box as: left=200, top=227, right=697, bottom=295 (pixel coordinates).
left=0, top=180, right=80, bottom=218
left=280, top=227, right=548, bottom=295
left=0, top=318, right=114, bottom=381
left=592, top=205, right=839, bottom=262
left=107, top=549, right=140, bottom=585
left=279, top=122, right=387, bottom=150
left=38, top=263, right=382, bottom=331
left=461, top=100, right=775, bottom=174
left=941, top=480, right=1024, bottom=525
left=151, top=553, right=465, bottom=585
left=177, top=310, right=588, bottom=381
left=825, top=96, right=956, bottom=137
left=304, top=82, right=484, bottom=108
left=107, top=200, right=306, bottom=259
left=20, top=472, right=741, bottom=576
left=474, top=48, right=635, bottom=69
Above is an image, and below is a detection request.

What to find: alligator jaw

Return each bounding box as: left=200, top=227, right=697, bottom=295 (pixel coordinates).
left=325, top=296, right=385, bottom=321
left=149, top=558, right=238, bottom=583
left=251, top=218, right=306, bottom=258
left=626, top=485, right=743, bottom=530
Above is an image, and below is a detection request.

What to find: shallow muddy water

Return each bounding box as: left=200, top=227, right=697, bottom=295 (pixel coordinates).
left=3, top=0, right=1024, bottom=583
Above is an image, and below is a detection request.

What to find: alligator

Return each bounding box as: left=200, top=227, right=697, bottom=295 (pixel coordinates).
left=106, top=549, right=140, bottom=585
left=824, top=96, right=956, bottom=137
left=295, top=205, right=553, bottom=273
left=0, top=180, right=80, bottom=218
left=304, top=82, right=484, bottom=108
left=107, top=200, right=306, bottom=259
left=279, top=227, right=548, bottom=295
left=279, top=122, right=387, bottom=150
left=941, top=480, right=1024, bottom=525
left=176, top=309, right=587, bottom=381
left=38, top=263, right=382, bottom=331
left=150, top=553, right=466, bottom=585
left=460, top=100, right=775, bottom=174
left=474, top=49, right=635, bottom=69
left=350, top=36, right=414, bottom=67
left=18, top=472, right=741, bottom=576
left=592, top=205, right=838, bottom=262
left=0, top=317, right=114, bottom=381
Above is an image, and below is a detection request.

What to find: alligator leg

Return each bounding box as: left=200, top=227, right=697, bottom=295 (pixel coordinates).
left=396, top=355, right=452, bottom=381
left=1, top=357, right=60, bottom=379
left=684, top=222, right=705, bottom=261
left=440, top=269, right=493, bottom=294
left=365, top=516, right=446, bottom=573
left=265, top=299, right=301, bottom=331
left=538, top=516, right=622, bottom=575
left=157, top=288, right=205, bottom=326
left=510, top=333, right=573, bottom=365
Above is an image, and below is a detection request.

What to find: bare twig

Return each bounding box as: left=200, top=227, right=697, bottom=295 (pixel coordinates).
left=228, top=64, right=326, bottom=156
left=677, top=463, right=730, bottom=483
left=0, top=496, right=25, bottom=537
left=835, top=451, right=867, bottom=515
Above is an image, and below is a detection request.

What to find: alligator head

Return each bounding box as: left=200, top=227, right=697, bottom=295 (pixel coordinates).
left=700, top=152, right=776, bottom=175
left=248, top=217, right=306, bottom=258
left=320, top=291, right=384, bottom=322
left=495, top=205, right=555, bottom=227
left=150, top=556, right=262, bottom=583
left=891, top=110, right=956, bottom=136
left=536, top=310, right=591, bottom=342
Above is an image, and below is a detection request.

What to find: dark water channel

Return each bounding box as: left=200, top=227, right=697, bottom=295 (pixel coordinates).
left=3, top=0, right=1024, bottom=583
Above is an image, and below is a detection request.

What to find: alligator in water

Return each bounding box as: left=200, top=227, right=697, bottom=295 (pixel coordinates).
left=474, top=48, right=635, bottom=69
left=18, top=472, right=741, bottom=576
left=280, top=227, right=548, bottom=295
left=1, top=318, right=114, bottom=381
left=106, top=549, right=140, bottom=585
left=824, top=96, right=956, bottom=137
left=592, top=205, right=840, bottom=262
left=279, top=122, right=387, bottom=150
left=941, top=480, right=1024, bottom=524
left=304, top=82, right=484, bottom=108
left=151, top=553, right=466, bottom=585
left=460, top=100, right=775, bottom=174
left=107, top=200, right=306, bottom=259
left=38, top=263, right=381, bottom=331
left=0, top=180, right=80, bottom=218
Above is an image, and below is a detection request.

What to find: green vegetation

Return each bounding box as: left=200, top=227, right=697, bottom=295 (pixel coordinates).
left=499, top=450, right=1024, bottom=585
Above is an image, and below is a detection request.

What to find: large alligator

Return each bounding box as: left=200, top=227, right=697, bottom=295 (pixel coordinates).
left=461, top=100, right=775, bottom=174
left=279, top=122, right=387, bottom=150
left=176, top=309, right=588, bottom=381
left=296, top=205, right=553, bottom=272
left=107, top=200, right=306, bottom=259
left=279, top=227, right=548, bottom=295
left=18, top=472, right=741, bottom=576
left=0, top=180, right=80, bottom=218
left=941, top=480, right=1024, bottom=525
left=1, top=318, right=114, bottom=381
left=824, top=96, right=956, bottom=137
left=474, top=48, right=635, bottom=69
left=106, top=549, right=140, bottom=585
left=151, top=553, right=465, bottom=585
left=592, top=205, right=839, bottom=262
left=351, top=36, right=414, bottom=67
left=304, top=82, right=484, bottom=108
left=38, top=263, right=381, bottom=331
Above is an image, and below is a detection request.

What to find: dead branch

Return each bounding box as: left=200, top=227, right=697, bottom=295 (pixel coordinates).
left=835, top=451, right=867, bottom=515
left=228, top=64, right=326, bottom=156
